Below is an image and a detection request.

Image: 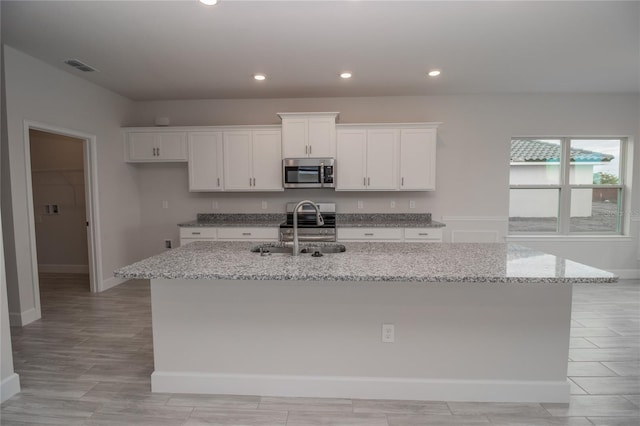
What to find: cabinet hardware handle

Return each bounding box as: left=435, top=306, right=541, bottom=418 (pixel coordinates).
left=192, top=232, right=201, bottom=235
left=157, top=147, right=160, bottom=156
left=401, top=177, right=404, bottom=186
left=249, top=177, right=252, bottom=186
left=309, top=145, right=312, bottom=155
left=152, top=147, right=156, bottom=156
left=368, top=177, right=370, bottom=186
left=242, top=232, right=251, bottom=236
left=253, top=178, right=256, bottom=186
left=217, top=177, right=220, bottom=187
left=419, top=233, right=429, bottom=236
left=364, top=233, right=374, bottom=236
left=363, top=177, right=366, bottom=186
left=305, top=146, right=308, bottom=155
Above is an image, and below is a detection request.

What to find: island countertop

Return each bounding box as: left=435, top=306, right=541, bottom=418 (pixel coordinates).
left=114, top=241, right=616, bottom=283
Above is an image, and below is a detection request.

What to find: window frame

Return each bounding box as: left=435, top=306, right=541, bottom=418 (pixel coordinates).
left=509, top=137, right=628, bottom=236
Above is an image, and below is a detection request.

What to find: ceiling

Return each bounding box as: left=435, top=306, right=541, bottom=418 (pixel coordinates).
left=2, top=0, right=639, bottom=101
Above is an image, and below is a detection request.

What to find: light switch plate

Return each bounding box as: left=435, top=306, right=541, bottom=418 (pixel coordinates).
left=357, top=200, right=364, bottom=209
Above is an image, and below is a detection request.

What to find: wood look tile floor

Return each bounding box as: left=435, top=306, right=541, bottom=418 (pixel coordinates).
left=1, top=273, right=639, bottom=425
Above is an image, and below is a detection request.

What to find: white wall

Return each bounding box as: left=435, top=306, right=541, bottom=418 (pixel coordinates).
left=2, top=46, right=138, bottom=323
left=128, top=94, right=639, bottom=275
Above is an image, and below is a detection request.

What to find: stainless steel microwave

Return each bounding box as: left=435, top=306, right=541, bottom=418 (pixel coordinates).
left=282, top=158, right=336, bottom=188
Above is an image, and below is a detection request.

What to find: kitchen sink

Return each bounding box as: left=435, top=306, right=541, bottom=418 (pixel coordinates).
left=251, top=244, right=346, bottom=256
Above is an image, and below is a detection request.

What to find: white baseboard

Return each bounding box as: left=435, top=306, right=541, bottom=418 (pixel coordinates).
left=151, top=372, right=570, bottom=403
left=610, top=269, right=640, bottom=279
left=100, top=276, right=129, bottom=292
left=8, top=307, right=39, bottom=326
left=38, top=264, right=89, bottom=274
left=1, top=373, right=21, bottom=403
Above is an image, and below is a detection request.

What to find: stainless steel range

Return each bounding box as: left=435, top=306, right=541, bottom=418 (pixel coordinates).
left=279, top=202, right=336, bottom=242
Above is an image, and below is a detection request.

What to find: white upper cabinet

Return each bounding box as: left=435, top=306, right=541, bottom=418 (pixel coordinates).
left=336, top=127, right=397, bottom=191
left=188, top=132, right=224, bottom=192
left=399, top=128, right=437, bottom=191
left=223, top=129, right=283, bottom=192
left=337, top=124, right=437, bottom=191
left=279, top=112, right=338, bottom=158
left=126, top=131, right=187, bottom=162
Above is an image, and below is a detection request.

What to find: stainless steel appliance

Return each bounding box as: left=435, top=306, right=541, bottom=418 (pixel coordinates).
left=280, top=202, right=336, bottom=242
left=282, top=158, right=335, bottom=188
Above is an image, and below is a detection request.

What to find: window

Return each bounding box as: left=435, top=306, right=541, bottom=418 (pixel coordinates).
left=509, top=138, right=626, bottom=235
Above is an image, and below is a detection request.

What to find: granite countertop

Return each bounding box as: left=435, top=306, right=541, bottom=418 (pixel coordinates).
left=114, top=241, right=616, bottom=284
left=179, top=214, right=285, bottom=228
left=178, top=213, right=444, bottom=228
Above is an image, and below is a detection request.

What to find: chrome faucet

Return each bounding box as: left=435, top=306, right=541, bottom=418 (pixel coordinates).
left=292, top=200, right=324, bottom=256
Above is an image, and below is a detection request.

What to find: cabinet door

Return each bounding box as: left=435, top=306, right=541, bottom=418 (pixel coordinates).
left=366, top=129, right=397, bottom=190
left=188, top=132, right=224, bottom=192
left=281, top=118, right=308, bottom=158
left=157, top=132, right=187, bottom=160
left=400, top=129, right=436, bottom=190
left=127, top=132, right=157, bottom=161
left=252, top=130, right=283, bottom=191
left=336, top=129, right=366, bottom=190
left=223, top=131, right=253, bottom=190
left=308, top=116, right=336, bottom=158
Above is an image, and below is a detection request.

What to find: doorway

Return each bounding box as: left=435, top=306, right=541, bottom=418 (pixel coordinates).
left=29, top=130, right=90, bottom=289
left=23, top=121, right=102, bottom=308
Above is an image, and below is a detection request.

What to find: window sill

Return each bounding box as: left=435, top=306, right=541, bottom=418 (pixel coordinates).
left=506, top=235, right=633, bottom=243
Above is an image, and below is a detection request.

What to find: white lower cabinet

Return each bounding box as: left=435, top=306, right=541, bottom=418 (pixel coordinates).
left=404, top=228, right=443, bottom=242
left=337, top=227, right=443, bottom=243
left=217, top=227, right=278, bottom=241
left=179, top=227, right=217, bottom=246
left=337, top=228, right=403, bottom=242
left=179, top=227, right=278, bottom=246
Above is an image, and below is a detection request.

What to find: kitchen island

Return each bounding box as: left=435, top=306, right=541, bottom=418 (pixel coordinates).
left=115, top=241, right=616, bottom=403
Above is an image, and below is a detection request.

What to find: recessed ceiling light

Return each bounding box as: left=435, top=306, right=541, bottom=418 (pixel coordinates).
left=199, top=0, right=219, bottom=5
left=428, top=70, right=441, bottom=77
left=340, top=72, right=352, bottom=79
left=254, top=74, right=266, bottom=81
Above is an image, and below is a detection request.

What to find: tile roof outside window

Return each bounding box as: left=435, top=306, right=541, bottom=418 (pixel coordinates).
left=511, top=139, right=614, bottom=163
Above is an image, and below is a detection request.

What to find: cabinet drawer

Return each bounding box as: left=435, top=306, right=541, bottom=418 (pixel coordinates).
left=404, top=228, right=443, bottom=242
left=217, top=227, right=278, bottom=241
left=179, top=227, right=217, bottom=239
left=338, top=227, right=403, bottom=241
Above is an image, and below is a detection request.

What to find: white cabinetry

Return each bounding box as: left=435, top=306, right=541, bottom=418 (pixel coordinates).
left=179, top=227, right=217, bottom=246
left=337, top=228, right=403, bottom=242
left=188, top=132, right=224, bottom=192
left=337, top=227, right=443, bottom=242
left=336, top=128, right=397, bottom=191
left=403, top=228, right=443, bottom=242
left=179, top=227, right=278, bottom=246
left=217, top=227, right=278, bottom=241
left=125, top=131, right=188, bottom=162
left=279, top=112, right=338, bottom=158
left=400, top=128, right=437, bottom=191
left=336, top=124, right=437, bottom=191
left=223, top=129, right=283, bottom=191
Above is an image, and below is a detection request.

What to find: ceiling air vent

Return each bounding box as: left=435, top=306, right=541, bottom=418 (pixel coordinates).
left=64, top=59, right=98, bottom=72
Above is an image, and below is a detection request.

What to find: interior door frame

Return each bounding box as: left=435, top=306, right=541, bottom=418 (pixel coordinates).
left=23, top=120, right=102, bottom=300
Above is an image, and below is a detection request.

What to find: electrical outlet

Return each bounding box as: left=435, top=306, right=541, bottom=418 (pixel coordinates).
left=212, top=201, right=219, bottom=210
left=409, top=200, right=416, bottom=209
left=52, top=204, right=59, bottom=214
left=390, top=201, right=396, bottom=209
left=261, top=200, right=268, bottom=210
left=162, top=200, right=169, bottom=209
left=357, top=200, right=364, bottom=209
left=382, top=324, right=395, bottom=343
left=164, top=239, right=172, bottom=249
